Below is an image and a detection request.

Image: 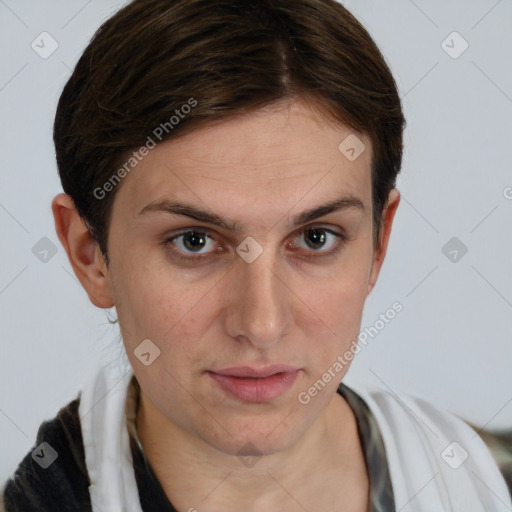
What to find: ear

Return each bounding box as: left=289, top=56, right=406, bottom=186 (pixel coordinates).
left=367, top=188, right=400, bottom=295
left=51, top=193, right=114, bottom=308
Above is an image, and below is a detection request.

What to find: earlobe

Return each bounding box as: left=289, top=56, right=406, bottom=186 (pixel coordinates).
left=51, top=193, right=114, bottom=308
left=367, top=188, right=401, bottom=295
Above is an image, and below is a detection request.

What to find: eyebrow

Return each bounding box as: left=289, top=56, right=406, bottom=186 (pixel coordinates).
left=138, top=195, right=364, bottom=232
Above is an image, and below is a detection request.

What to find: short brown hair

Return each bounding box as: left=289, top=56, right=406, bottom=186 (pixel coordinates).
left=54, top=0, right=405, bottom=265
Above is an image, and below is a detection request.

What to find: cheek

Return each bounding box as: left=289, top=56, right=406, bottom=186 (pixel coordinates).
left=303, top=249, right=370, bottom=349
left=317, top=281, right=367, bottom=345
left=111, top=256, right=220, bottom=353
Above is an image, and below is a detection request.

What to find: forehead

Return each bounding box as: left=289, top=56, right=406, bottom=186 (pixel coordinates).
left=115, top=100, right=373, bottom=218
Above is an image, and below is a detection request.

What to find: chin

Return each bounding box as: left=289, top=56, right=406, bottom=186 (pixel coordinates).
left=201, top=420, right=302, bottom=460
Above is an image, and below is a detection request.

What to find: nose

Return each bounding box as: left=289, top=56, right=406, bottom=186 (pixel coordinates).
left=225, top=244, right=291, bottom=349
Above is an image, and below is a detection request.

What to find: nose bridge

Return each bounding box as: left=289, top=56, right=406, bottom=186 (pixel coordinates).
left=231, top=242, right=289, bottom=347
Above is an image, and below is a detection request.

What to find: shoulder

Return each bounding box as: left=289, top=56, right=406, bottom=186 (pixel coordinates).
left=464, top=422, right=512, bottom=498
left=342, top=382, right=512, bottom=510
left=0, top=397, right=93, bottom=512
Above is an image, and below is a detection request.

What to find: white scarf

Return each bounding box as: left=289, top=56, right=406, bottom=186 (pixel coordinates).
left=79, top=362, right=512, bottom=511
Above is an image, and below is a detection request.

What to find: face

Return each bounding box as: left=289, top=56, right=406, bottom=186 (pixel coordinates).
left=103, top=99, right=389, bottom=456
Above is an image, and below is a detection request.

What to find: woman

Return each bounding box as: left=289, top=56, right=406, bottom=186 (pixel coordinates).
left=2, top=0, right=511, bottom=510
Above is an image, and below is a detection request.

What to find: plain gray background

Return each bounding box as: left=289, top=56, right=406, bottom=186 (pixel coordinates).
left=1, top=0, right=511, bottom=482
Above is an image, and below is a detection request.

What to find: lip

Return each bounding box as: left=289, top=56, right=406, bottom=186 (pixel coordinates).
left=207, top=365, right=300, bottom=403
left=211, top=364, right=299, bottom=378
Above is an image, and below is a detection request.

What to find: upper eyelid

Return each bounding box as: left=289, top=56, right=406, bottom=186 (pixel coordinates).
left=166, top=224, right=347, bottom=249
left=168, top=223, right=346, bottom=240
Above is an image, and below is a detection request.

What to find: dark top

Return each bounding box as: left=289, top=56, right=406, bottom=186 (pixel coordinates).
left=1, top=380, right=510, bottom=511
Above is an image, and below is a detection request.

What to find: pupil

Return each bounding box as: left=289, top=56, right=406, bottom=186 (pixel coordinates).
left=184, top=232, right=206, bottom=252
left=306, top=228, right=326, bottom=249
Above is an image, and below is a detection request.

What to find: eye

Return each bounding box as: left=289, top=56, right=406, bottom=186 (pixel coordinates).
left=162, top=225, right=348, bottom=263
left=290, top=226, right=347, bottom=257
left=164, top=229, right=221, bottom=262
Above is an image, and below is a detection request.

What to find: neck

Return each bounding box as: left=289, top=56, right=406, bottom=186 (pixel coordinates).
left=136, top=389, right=369, bottom=512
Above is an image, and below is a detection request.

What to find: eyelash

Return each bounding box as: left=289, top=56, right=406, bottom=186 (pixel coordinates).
left=161, top=225, right=349, bottom=263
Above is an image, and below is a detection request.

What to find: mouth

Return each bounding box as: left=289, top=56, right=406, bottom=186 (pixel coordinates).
left=206, top=365, right=300, bottom=403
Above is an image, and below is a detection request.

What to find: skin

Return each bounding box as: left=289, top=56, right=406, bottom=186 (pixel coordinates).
left=52, top=98, right=400, bottom=512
